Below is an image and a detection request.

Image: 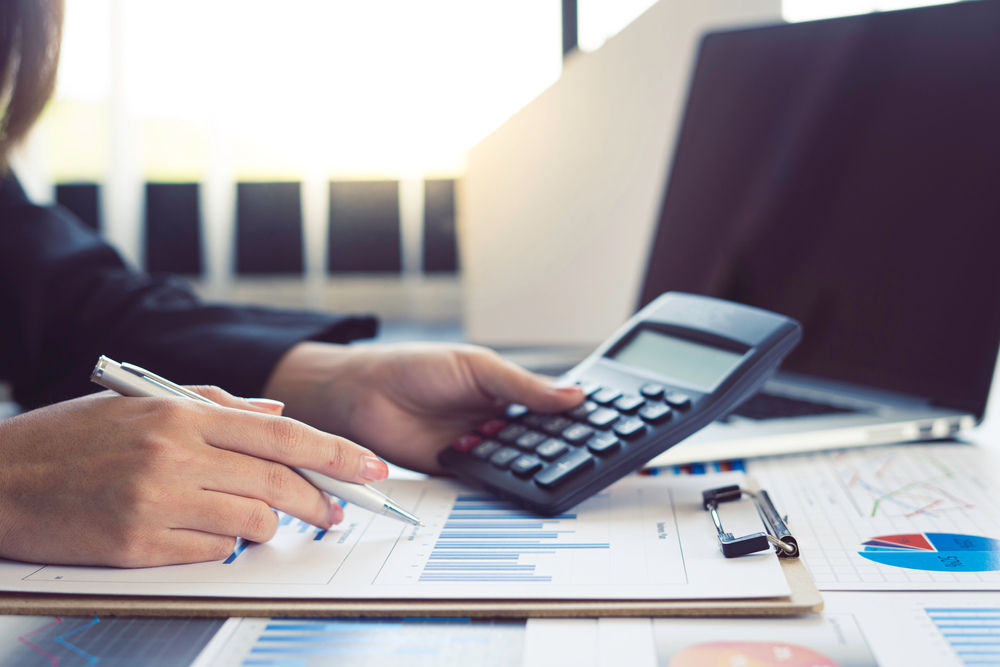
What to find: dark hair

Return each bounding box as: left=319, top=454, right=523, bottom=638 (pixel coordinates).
left=0, top=0, right=63, bottom=170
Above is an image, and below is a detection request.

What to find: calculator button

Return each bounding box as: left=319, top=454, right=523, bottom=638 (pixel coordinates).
left=451, top=433, right=482, bottom=452
left=562, top=423, right=594, bottom=444
left=613, top=395, right=645, bottom=413
left=542, top=416, right=575, bottom=435
left=567, top=400, right=599, bottom=421
left=476, top=418, right=507, bottom=437
left=587, top=432, right=620, bottom=454
left=587, top=407, right=621, bottom=429
left=471, top=440, right=502, bottom=460
left=534, top=449, right=595, bottom=488
left=665, top=391, right=691, bottom=408
left=505, top=404, right=529, bottom=419
left=638, top=402, right=672, bottom=424
left=497, top=424, right=528, bottom=443
left=640, top=383, right=665, bottom=399
left=521, top=413, right=549, bottom=429
left=510, top=455, right=544, bottom=477
left=580, top=382, right=602, bottom=397
left=613, top=417, right=647, bottom=439
left=592, top=388, right=623, bottom=405
left=490, top=447, right=522, bottom=468
left=535, top=438, right=569, bottom=461
left=515, top=430, right=547, bottom=451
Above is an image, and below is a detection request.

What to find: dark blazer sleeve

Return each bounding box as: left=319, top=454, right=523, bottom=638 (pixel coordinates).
left=0, top=173, right=377, bottom=409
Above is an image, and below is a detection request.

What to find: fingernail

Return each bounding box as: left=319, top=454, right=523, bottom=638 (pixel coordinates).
left=360, top=456, right=389, bottom=482
left=556, top=385, right=584, bottom=395
left=328, top=501, right=345, bottom=526
left=248, top=398, right=285, bottom=412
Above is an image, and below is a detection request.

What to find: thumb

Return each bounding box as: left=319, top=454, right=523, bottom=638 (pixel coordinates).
left=184, top=385, right=285, bottom=416
left=466, top=349, right=584, bottom=414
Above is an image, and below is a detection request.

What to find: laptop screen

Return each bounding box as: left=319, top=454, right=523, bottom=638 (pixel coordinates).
left=639, top=1, right=1000, bottom=418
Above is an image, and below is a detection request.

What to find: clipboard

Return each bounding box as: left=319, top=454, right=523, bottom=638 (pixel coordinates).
left=0, top=476, right=822, bottom=618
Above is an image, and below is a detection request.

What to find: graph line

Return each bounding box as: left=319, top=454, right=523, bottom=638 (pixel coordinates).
left=54, top=616, right=100, bottom=666
left=17, top=616, right=63, bottom=667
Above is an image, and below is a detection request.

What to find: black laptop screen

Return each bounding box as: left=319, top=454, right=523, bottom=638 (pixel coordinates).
left=639, top=1, right=1000, bottom=417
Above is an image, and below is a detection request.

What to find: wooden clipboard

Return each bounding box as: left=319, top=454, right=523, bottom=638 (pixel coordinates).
left=0, top=558, right=820, bottom=618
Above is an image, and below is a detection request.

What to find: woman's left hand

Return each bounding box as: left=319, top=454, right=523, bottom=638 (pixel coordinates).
left=263, top=342, right=584, bottom=473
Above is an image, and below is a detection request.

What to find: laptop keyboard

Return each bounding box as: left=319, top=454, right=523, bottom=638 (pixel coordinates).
left=726, top=391, right=857, bottom=420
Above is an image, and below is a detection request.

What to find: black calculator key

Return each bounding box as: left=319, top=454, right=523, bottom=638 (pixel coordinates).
left=497, top=424, right=528, bottom=443
left=477, top=418, right=507, bottom=437
left=613, top=394, right=645, bottom=413
left=535, top=438, right=569, bottom=461
left=665, top=391, right=691, bottom=408
left=592, top=388, right=623, bottom=405
left=515, top=430, right=546, bottom=451
left=638, top=402, right=672, bottom=424
left=471, top=439, right=502, bottom=460
left=542, top=416, right=574, bottom=435
left=505, top=404, right=528, bottom=419
left=587, top=432, right=620, bottom=454
left=521, top=413, right=549, bottom=429
left=534, top=449, right=594, bottom=488
left=562, top=423, right=594, bottom=444
left=587, top=407, right=621, bottom=429
left=613, top=416, right=647, bottom=438
left=580, top=382, right=602, bottom=397
left=567, top=400, right=599, bottom=421
left=510, top=455, right=543, bottom=477
left=490, top=447, right=522, bottom=468
left=640, top=383, right=665, bottom=399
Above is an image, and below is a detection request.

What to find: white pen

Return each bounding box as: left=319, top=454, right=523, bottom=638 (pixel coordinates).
left=90, top=356, right=424, bottom=527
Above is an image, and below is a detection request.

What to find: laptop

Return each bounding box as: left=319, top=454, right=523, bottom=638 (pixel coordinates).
left=642, top=0, right=1000, bottom=466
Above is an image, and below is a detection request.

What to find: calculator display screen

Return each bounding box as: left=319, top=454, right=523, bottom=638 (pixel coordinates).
left=610, top=329, right=745, bottom=390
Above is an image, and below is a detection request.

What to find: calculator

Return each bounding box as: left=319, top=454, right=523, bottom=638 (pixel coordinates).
left=438, top=292, right=802, bottom=515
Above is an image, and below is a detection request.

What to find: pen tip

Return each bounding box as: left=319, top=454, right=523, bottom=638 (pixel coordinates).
left=418, top=521, right=426, bottom=527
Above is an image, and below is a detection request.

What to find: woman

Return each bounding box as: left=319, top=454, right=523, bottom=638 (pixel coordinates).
left=0, top=0, right=582, bottom=567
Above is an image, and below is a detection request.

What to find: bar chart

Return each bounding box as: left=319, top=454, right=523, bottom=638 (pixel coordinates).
left=417, top=495, right=609, bottom=584
left=927, top=607, right=1000, bottom=666
left=197, top=617, right=525, bottom=667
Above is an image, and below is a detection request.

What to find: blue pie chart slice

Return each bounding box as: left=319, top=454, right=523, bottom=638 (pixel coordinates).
left=859, top=533, right=1000, bottom=572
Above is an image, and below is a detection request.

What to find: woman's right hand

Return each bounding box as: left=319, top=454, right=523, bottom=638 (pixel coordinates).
left=0, top=388, right=388, bottom=568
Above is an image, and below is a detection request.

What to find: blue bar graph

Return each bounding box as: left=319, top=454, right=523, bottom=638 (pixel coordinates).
left=237, top=618, right=524, bottom=667
left=416, top=494, right=609, bottom=583
left=927, top=607, right=1000, bottom=665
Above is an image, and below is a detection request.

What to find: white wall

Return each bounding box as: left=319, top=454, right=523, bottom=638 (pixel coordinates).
left=460, top=0, right=783, bottom=347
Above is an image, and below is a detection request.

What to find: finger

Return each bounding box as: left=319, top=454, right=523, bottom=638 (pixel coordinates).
left=178, top=492, right=283, bottom=542
left=191, top=405, right=389, bottom=483
left=111, top=530, right=237, bottom=568
left=466, top=349, right=584, bottom=413
left=186, top=385, right=285, bottom=415
left=200, top=448, right=339, bottom=529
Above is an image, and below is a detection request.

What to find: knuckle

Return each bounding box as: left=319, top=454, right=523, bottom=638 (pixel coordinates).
left=210, top=537, right=238, bottom=561
left=261, top=462, right=292, bottom=499
left=240, top=503, right=278, bottom=540
left=266, top=416, right=307, bottom=461
left=325, top=439, right=351, bottom=474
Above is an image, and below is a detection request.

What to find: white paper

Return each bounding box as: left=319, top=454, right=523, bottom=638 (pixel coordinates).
left=192, top=617, right=527, bottom=667
left=0, top=474, right=789, bottom=600
left=746, top=443, right=1000, bottom=590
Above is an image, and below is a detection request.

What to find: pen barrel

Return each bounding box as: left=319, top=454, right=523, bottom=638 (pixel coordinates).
left=754, top=489, right=798, bottom=558
left=292, top=467, right=388, bottom=512
left=92, top=357, right=187, bottom=400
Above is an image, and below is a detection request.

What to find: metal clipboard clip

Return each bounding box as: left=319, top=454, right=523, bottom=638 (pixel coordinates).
left=702, top=485, right=799, bottom=559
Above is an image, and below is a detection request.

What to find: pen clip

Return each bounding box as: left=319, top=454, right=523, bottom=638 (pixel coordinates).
left=120, top=363, right=217, bottom=405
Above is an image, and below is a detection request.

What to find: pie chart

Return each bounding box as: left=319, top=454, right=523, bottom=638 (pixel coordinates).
left=859, top=533, right=1000, bottom=572
left=669, top=641, right=838, bottom=667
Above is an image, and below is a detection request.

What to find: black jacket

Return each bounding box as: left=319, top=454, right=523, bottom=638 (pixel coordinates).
left=0, top=173, right=377, bottom=409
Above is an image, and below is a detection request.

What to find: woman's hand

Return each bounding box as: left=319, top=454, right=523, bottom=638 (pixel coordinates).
left=0, top=388, right=387, bottom=568
left=263, top=342, right=584, bottom=474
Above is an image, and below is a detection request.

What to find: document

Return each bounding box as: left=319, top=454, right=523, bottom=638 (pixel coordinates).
left=0, top=474, right=789, bottom=600
left=193, top=617, right=526, bottom=667
left=746, top=443, right=1000, bottom=590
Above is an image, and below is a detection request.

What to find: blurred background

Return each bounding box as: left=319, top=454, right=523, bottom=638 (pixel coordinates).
left=8, top=0, right=958, bottom=350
